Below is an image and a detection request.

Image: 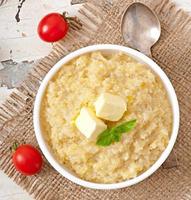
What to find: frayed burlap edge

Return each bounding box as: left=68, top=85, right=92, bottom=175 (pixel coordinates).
left=0, top=0, right=191, bottom=199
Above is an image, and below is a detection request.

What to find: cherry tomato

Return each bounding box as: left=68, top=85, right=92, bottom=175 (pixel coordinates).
left=38, top=13, right=68, bottom=42
left=12, top=144, right=43, bottom=176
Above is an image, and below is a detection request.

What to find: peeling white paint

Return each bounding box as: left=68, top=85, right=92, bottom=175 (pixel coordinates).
left=0, top=87, right=15, bottom=104
left=0, top=0, right=80, bottom=62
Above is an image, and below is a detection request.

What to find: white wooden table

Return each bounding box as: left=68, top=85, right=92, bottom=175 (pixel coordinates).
left=0, top=0, right=190, bottom=199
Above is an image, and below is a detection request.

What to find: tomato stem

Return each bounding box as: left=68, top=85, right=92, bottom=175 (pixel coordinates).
left=62, top=12, right=82, bottom=30
left=10, top=141, right=19, bottom=152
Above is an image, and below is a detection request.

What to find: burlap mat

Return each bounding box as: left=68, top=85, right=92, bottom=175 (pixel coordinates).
left=0, top=0, right=191, bottom=199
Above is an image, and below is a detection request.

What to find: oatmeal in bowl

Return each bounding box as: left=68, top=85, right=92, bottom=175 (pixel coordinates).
left=33, top=44, right=179, bottom=189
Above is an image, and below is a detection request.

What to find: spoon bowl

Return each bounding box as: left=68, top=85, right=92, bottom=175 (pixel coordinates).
left=121, top=2, right=161, bottom=56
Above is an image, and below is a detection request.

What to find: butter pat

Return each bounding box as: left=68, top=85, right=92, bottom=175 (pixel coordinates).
left=94, top=93, right=127, bottom=121
left=75, top=107, right=107, bottom=139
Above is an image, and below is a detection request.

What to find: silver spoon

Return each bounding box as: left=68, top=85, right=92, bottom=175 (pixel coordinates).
left=121, top=2, right=178, bottom=169
left=121, top=2, right=161, bottom=57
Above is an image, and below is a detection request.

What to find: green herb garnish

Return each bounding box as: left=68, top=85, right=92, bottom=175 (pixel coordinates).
left=96, top=119, right=136, bottom=146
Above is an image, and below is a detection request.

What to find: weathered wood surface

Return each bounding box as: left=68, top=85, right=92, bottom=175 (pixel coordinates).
left=0, top=0, right=80, bottom=96
left=0, top=0, right=191, bottom=199
left=0, top=0, right=80, bottom=198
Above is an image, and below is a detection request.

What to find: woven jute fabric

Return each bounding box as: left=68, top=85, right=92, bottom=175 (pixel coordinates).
left=0, top=0, right=191, bottom=199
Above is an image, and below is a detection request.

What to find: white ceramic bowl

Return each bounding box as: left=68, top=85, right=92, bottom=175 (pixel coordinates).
left=33, top=44, right=179, bottom=190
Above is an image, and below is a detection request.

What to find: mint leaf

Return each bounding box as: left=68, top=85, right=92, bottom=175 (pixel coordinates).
left=96, top=129, right=113, bottom=146
left=113, top=133, right=120, bottom=142
left=112, top=119, right=136, bottom=142
left=111, top=120, right=136, bottom=134
left=96, top=119, right=136, bottom=146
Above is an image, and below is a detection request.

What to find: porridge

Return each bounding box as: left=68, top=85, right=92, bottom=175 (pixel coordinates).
left=40, top=51, right=172, bottom=183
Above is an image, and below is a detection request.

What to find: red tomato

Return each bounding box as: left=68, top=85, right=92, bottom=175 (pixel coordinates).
left=12, top=144, right=43, bottom=176
left=38, top=13, right=68, bottom=42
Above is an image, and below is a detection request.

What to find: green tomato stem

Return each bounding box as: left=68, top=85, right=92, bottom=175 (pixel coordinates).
left=10, top=141, right=19, bottom=152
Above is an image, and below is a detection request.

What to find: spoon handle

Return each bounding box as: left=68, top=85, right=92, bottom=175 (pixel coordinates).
left=129, top=41, right=153, bottom=58
left=162, top=150, right=178, bottom=169
left=138, top=47, right=152, bottom=58
left=140, top=45, right=178, bottom=169
left=123, top=39, right=153, bottom=58
left=124, top=41, right=179, bottom=169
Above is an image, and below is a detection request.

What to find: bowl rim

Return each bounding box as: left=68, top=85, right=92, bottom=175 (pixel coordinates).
left=33, top=44, right=180, bottom=190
